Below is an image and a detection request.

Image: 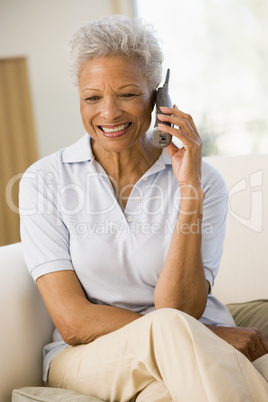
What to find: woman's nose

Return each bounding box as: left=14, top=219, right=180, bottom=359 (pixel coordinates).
left=100, top=96, right=123, bottom=121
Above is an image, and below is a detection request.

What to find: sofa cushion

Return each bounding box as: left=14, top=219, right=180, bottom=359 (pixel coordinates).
left=226, top=299, right=268, bottom=340
left=12, top=387, right=104, bottom=402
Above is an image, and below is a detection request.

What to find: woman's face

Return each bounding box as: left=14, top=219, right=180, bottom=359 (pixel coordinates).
left=79, top=56, right=155, bottom=153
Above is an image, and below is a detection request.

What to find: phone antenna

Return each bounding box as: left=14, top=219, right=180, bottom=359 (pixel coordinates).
left=164, top=69, right=170, bottom=87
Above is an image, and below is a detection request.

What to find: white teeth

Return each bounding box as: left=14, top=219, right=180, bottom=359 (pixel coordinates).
left=101, top=124, right=130, bottom=133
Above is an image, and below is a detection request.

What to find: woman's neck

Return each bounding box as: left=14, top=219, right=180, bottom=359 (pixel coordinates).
left=91, top=136, right=162, bottom=183
left=91, top=135, right=162, bottom=209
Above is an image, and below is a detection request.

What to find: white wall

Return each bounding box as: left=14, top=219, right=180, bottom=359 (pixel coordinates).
left=0, top=0, right=134, bottom=157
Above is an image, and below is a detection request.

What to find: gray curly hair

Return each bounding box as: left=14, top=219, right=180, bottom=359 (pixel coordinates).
left=67, top=15, right=164, bottom=90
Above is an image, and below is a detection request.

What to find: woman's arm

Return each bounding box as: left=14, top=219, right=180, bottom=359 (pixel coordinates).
left=20, top=159, right=142, bottom=346
left=154, top=106, right=209, bottom=318
left=154, top=184, right=209, bottom=317
left=37, top=270, right=142, bottom=345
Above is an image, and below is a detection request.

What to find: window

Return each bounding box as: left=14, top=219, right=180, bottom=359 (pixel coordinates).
left=0, top=57, right=38, bottom=245
left=135, top=0, right=268, bottom=155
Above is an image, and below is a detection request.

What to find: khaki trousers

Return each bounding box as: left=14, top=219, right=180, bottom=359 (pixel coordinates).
left=48, top=308, right=268, bottom=401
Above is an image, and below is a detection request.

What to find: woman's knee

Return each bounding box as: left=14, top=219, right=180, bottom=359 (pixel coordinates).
left=147, top=308, right=193, bottom=331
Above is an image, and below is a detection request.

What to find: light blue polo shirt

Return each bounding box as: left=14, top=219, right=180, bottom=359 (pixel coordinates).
left=19, top=133, right=235, bottom=381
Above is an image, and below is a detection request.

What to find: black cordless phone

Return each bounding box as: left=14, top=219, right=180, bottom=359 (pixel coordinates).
left=152, top=69, right=173, bottom=148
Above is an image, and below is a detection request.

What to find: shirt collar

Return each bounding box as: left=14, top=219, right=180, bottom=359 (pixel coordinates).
left=62, top=132, right=172, bottom=166
left=62, top=133, right=93, bottom=163
left=160, top=148, right=172, bottom=165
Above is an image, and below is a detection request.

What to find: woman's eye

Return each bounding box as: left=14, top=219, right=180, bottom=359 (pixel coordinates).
left=120, top=93, right=137, bottom=98
left=85, top=96, right=100, bottom=102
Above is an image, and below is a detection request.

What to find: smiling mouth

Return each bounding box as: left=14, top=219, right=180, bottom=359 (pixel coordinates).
left=99, top=123, right=132, bottom=133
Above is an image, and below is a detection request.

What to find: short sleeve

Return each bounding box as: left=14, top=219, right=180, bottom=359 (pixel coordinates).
left=19, top=158, right=73, bottom=282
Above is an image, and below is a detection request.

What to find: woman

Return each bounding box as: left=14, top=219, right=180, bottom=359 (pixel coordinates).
left=19, top=15, right=268, bottom=401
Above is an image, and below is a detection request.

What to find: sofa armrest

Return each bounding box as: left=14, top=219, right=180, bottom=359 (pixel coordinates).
left=205, top=155, right=268, bottom=304
left=0, top=243, right=54, bottom=402
left=226, top=299, right=268, bottom=340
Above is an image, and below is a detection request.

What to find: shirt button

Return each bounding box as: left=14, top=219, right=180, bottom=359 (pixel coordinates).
left=127, top=216, right=133, bottom=222
left=143, top=177, right=148, bottom=181
left=135, top=196, right=141, bottom=203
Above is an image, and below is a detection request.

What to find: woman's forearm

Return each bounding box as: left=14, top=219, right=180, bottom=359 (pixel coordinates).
left=154, top=185, right=208, bottom=318
left=65, top=303, right=142, bottom=345
left=37, top=270, right=142, bottom=346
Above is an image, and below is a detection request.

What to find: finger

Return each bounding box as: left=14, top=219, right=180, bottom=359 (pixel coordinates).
left=158, top=116, right=198, bottom=144
left=158, top=123, right=193, bottom=148
left=237, top=340, right=256, bottom=362
left=158, top=121, right=202, bottom=154
left=165, top=140, right=184, bottom=159
left=245, top=350, right=254, bottom=362
left=248, top=344, right=262, bottom=362
left=255, top=329, right=268, bottom=354
left=160, top=106, right=191, bottom=120
left=236, top=342, right=254, bottom=362
left=247, top=328, right=268, bottom=360
left=261, top=338, right=268, bottom=353
left=160, top=105, right=199, bottom=135
left=254, top=338, right=268, bottom=357
left=160, top=106, right=199, bottom=134
left=158, top=111, right=200, bottom=141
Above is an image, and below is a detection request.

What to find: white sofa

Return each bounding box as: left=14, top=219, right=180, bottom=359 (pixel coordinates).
left=1, top=154, right=268, bottom=402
